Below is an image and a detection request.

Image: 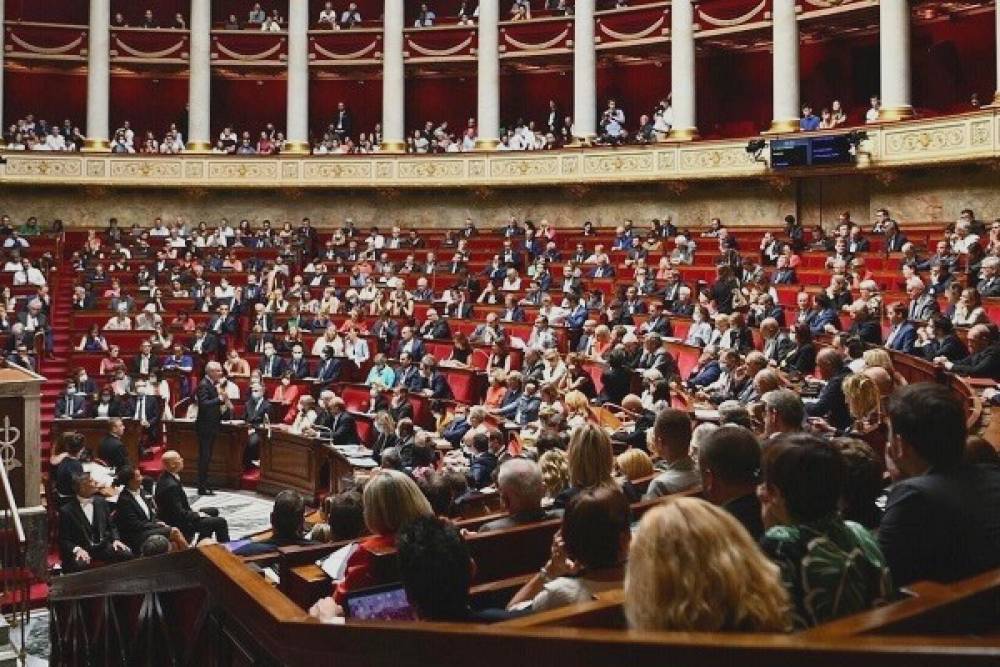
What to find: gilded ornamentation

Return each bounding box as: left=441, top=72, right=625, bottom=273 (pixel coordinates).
left=86, top=160, right=107, bottom=178
left=582, top=152, right=654, bottom=175
left=109, top=160, right=183, bottom=179
left=4, top=157, right=83, bottom=178
left=970, top=121, right=991, bottom=147
left=303, top=162, right=372, bottom=180
left=489, top=157, right=560, bottom=178
left=375, top=161, right=394, bottom=179
left=468, top=160, right=487, bottom=178
left=560, top=156, right=579, bottom=175
left=396, top=160, right=464, bottom=180
left=207, top=161, right=279, bottom=180
left=184, top=161, right=205, bottom=179
left=884, top=126, right=966, bottom=155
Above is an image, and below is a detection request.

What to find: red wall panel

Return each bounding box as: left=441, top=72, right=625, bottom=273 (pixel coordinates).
left=212, top=1, right=289, bottom=25
left=210, top=77, right=288, bottom=138
left=912, top=13, right=996, bottom=114
left=310, top=77, right=382, bottom=140
left=500, top=69, right=572, bottom=130
left=696, top=47, right=772, bottom=138
left=109, top=76, right=189, bottom=140
left=4, top=69, right=87, bottom=131
left=4, top=0, right=87, bottom=24
left=109, top=1, right=189, bottom=26
left=406, top=75, right=476, bottom=138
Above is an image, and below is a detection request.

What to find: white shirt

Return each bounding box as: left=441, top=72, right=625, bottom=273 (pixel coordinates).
left=14, top=267, right=46, bottom=286
left=127, top=488, right=151, bottom=519
left=45, top=134, right=67, bottom=150
left=865, top=106, right=880, bottom=123
left=78, top=496, right=95, bottom=525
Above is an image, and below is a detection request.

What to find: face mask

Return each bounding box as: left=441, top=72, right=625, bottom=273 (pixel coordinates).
left=101, top=395, right=111, bottom=402
left=251, top=390, right=263, bottom=398
left=145, top=385, right=157, bottom=396
left=67, top=386, right=76, bottom=394
left=789, top=332, right=797, bottom=342
left=293, top=353, right=303, bottom=359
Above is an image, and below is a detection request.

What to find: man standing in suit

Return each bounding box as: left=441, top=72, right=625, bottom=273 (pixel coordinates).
left=130, top=379, right=162, bottom=455
left=155, top=451, right=230, bottom=543
left=243, top=383, right=271, bottom=468
left=59, top=473, right=132, bottom=571
left=98, top=417, right=130, bottom=469
left=881, top=384, right=1000, bottom=586
left=195, top=362, right=232, bottom=496
left=114, top=464, right=188, bottom=554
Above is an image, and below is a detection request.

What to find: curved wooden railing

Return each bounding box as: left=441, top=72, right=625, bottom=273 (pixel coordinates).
left=47, top=544, right=1000, bottom=667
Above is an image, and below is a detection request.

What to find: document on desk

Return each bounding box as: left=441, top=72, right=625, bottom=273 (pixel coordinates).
left=319, top=542, right=358, bottom=581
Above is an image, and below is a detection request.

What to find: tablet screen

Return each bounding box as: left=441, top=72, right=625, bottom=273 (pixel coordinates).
left=344, top=585, right=415, bottom=621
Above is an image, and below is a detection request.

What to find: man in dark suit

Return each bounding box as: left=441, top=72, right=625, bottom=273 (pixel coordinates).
left=131, top=340, right=161, bottom=378
left=114, top=464, right=187, bottom=554
left=588, top=258, right=616, bottom=279
left=805, top=348, right=851, bottom=431
left=126, top=379, right=162, bottom=455
left=419, top=356, right=454, bottom=400
left=639, top=303, right=673, bottom=338
left=190, top=325, right=219, bottom=358
left=467, top=434, right=498, bottom=490
left=286, top=345, right=311, bottom=379
left=6, top=342, right=35, bottom=371
left=500, top=295, right=525, bottom=323
left=396, top=327, right=425, bottom=360
left=881, top=384, right=1000, bottom=586
left=259, top=341, right=286, bottom=378
left=59, top=472, right=133, bottom=571
left=243, top=384, right=271, bottom=467
left=98, top=417, right=130, bottom=469
left=697, top=425, right=764, bottom=541
left=315, top=347, right=342, bottom=387
left=208, top=303, right=238, bottom=339
left=884, top=302, right=918, bottom=355
left=395, top=352, right=422, bottom=392
left=155, top=451, right=230, bottom=543
left=194, top=362, right=232, bottom=495
left=332, top=101, right=352, bottom=139
left=55, top=379, right=87, bottom=419
left=329, top=397, right=360, bottom=446
left=936, top=324, right=1000, bottom=379
left=496, top=381, right=540, bottom=426
left=418, top=309, right=451, bottom=340
left=977, top=257, right=1000, bottom=297
left=906, top=277, right=939, bottom=322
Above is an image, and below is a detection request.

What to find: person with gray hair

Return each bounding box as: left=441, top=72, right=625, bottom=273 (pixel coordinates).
left=195, top=361, right=232, bottom=495
left=478, top=458, right=558, bottom=532
left=761, top=388, right=805, bottom=438
left=718, top=401, right=753, bottom=429
left=140, top=534, right=171, bottom=557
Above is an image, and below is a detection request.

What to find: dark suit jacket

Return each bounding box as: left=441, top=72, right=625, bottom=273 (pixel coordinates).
left=55, top=457, right=85, bottom=497
left=195, top=376, right=223, bottom=433
left=244, top=396, right=271, bottom=426
left=885, top=322, right=918, bottom=355
left=98, top=434, right=129, bottom=469
left=468, top=452, right=499, bottom=489
left=806, top=370, right=851, bottom=430
left=287, top=356, right=311, bottom=379
left=191, top=334, right=218, bottom=356
left=59, top=496, right=119, bottom=564
left=397, top=338, right=426, bottom=360
left=259, top=354, right=287, bottom=378
left=429, top=372, right=453, bottom=400
left=879, top=463, right=1000, bottom=586
left=154, top=471, right=201, bottom=537
left=441, top=418, right=471, bottom=447
left=208, top=315, right=237, bottom=336
left=55, top=393, right=87, bottom=419
left=921, top=335, right=968, bottom=363
left=849, top=320, right=883, bottom=346
left=388, top=400, right=414, bottom=424
left=420, top=319, right=451, bottom=340
left=762, top=335, right=795, bottom=366
left=331, top=412, right=360, bottom=446
left=120, top=394, right=161, bottom=430
left=316, top=357, right=342, bottom=383
left=115, top=489, right=170, bottom=553
left=951, top=345, right=1000, bottom=379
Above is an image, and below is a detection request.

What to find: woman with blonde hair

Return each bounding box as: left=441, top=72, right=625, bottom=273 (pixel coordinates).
left=616, top=448, right=654, bottom=482
left=862, top=348, right=907, bottom=387
left=842, top=373, right=882, bottom=431
left=625, top=496, right=791, bottom=632
left=563, top=390, right=594, bottom=429
left=591, top=324, right=613, bottom=360
left=539, top=449, right=570, bottom=502
left=557, top=424, right=639, bottom=507
left=332, top=470, right=433, bottom=605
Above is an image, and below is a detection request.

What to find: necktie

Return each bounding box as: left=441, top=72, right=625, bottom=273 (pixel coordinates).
left=136, top=397, right=144, bottom=420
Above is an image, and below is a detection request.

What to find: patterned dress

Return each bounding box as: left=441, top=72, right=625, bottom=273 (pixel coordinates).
left=761, top=514, right=893, bottom=629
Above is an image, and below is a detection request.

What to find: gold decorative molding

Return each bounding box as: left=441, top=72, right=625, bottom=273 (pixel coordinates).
left=2, top=110, right=1000, bottom=189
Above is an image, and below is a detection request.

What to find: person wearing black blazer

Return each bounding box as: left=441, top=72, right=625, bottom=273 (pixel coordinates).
left=919, top=316, right=968, bottom=363
left=760, top=320, right=795, bottom=367
left=884, top=303, right=918, bottom=355
left=190, top=327, right=219, bottom=357
left=396, top=328, right=426, bottom=360
left=780, top=324, right=817, bottom=376
left=939, top=326, right=1000, bottom=379
left=805, top=349, right=852, bottom=431
left=155, top=451, right=230, bottom=543
left=98, top=418, right=131, bottom=469
left=286, top=346, right=312, bottom=379
left=597, top=350, right=632, bottom=406
left=243, top=386, right=271, bottom=467
left=315, top=348, right=342, bottom=387
left=131, top=341, right=162, bottom=377
left=113, top=464, right=186, bottom=554
left=55, top=379, right=88, bottom=419
left=418, top=311, right=451, bottom=340
left=388, top=387, right=414, bottom=424
left=329, top=399, right=360, bottom=446
left=194, top=363, right=231, bottom=496
left=846, top=304, right=883, bottom=346
left=59, top=473, right=132, bottom=571
left=259, top=343, right=287, bottom=378
left=396, top=354, right=423, bottom=393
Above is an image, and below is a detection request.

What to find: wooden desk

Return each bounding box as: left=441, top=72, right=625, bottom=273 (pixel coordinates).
left=50, top=418, right=143, bottom=468
left=165, top=418, right=249, bottom=489
left=258, top=428, right=353, bottom=501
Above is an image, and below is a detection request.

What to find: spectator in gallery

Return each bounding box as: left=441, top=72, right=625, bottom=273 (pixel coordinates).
left=800, top=105, right=820, bottom=131
left=248, top=3, right=266, bottom=26
left=141, top=9, right=157, bottom=29
left=173, top=13, right=187, bottom=29
left=414, top=3, right=436, bottom=27
left=865, top=95, right=881, bottom=123
left=113, top=12, right=128, bottom=27
left=319, top=1, right=337, bottom=27
left=224, top=14, right=240, bottom=29
left=831, top=99, right=847, bottom=126
left=340, top=3, right=362, bottom=28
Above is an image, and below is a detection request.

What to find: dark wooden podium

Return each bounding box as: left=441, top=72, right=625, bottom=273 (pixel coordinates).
left=258, top=427, right=354, bottom=501
left=166, top=419, right=249, bottom=489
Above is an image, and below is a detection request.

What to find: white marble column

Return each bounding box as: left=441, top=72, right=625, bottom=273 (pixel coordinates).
left=769, top=0, right=800, bottom=133
left=187, top=0, right=212, bottom=152
left=475, top=0, right=500, bottom=149
left=668, top=0, right=697, bottom=140
left=878, top=0, right=913, bottom=121
left=84, top=0, right=111, bottom=150
left=572, top=0, right=596, bottom=143
left=286, top=0, right=311, bottom=153
left=381, top=0, right=406, bottom=152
